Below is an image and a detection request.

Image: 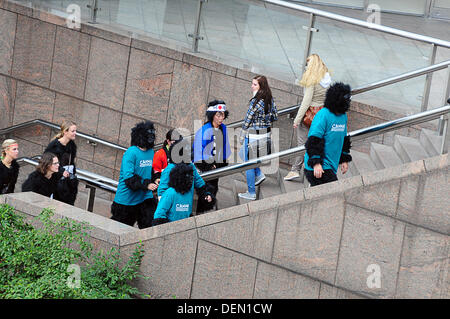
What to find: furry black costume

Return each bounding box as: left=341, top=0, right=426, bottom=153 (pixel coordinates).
left=110, top=120, right=158, bottom=229
left=45, top=139, right=78, bottom=205
left=304, top=82, right=352, bottom=187
left=152, top=163, right=194, bottom=226
left=0, top=159, right=19, bottom=194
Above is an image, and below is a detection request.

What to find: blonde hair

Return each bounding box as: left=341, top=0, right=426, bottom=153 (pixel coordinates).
left=299, top=54, right=328, bottom=87
left=1, top=139, right=18, bottom=159
left=54, top=120, right=77, bottom=140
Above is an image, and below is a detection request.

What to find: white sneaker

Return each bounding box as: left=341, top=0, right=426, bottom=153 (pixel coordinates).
left=255, top=173, right=266, bottom=186
left=238, top=191, right=256, bottom=200
left=284, top=171, right=300, bottom=181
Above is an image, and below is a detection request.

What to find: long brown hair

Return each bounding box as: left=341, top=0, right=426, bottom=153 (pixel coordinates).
left=252, top=75, right=273, bottom=114
left=37, top=152, right=57, bottom=175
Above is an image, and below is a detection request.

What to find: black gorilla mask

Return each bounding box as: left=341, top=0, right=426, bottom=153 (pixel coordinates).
left=147, top=128, right=156, bottom=148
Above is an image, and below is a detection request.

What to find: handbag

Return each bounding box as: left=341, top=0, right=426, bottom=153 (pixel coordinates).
left=302, top=105, right=323, bottom=128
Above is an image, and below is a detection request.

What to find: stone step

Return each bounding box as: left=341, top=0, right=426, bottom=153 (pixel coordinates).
left=215, top=186, right=237, bottom=210
left=370, top=142, right=403, bottom=169
left=349, top=150, right=378, bottom=175
left=234, top=179, right=256, bottom=205
left=394, top=134, right=430, bottom=163
left=259, top=175, right=283, bottom=199
left=419, top=128, right=442, bottom=156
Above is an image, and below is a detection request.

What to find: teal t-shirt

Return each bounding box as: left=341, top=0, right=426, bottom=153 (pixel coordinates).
left=153, top=187, right=193, bottom=222
left=304, top=108, right=348, bottom=174
left=113, top=146, right=154, bottom=206
left=157, top=162, right=205, bottom=198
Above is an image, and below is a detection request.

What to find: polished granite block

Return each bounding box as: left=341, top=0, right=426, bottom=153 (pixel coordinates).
left=50, top=26, right=91, bottom=99
left=191, top=240, right=257, bottom=299
left=166, top=61, right=211, bottom=132
left=123, top=48, right=173, bottom=124
left=0, top=9, right=16, bottom=75
left=254, top=262, right=321, bottom=299
left=0, top=74, right=16, bottom=129
left=272, top=196, right=346, bottom=284
left=12, top=15, right=56, bottom=87
left=336, top=204, right=405, bottom=298
left=96, top=106, right=122, bottom=143
left=207, top=72, right=251, bottom=124
left=53, top=93, right=100, bottom=135
left=85, top=36, right=129, bottom=111
left=396, top=225, right=449, bottom=298
left=13, top=81, right=55, bottom=124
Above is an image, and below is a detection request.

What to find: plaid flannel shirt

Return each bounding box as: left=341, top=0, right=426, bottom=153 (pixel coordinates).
left=242, top=98, right=278, bottom=132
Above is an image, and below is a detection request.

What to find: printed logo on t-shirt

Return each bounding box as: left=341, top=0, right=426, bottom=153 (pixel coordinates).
left=176, top=203, right=190, bottom=212
left=331, top=124, right=346, bottom=132
left=140, top=159, right=153, bottom=167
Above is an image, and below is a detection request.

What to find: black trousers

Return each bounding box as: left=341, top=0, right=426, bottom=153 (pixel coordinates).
left=304, top=169, right=338, bottom=187
left=110, top=197, right=158, bottom=229
left=196, top=179, right=218, bottom=214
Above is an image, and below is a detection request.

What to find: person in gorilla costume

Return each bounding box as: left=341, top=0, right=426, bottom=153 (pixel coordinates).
left=110, top=120, right=159, bottom=228
left=303, top=82, right=353, bottom=186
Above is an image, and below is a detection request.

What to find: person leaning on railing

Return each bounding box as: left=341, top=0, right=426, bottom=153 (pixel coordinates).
left=303, top=82, right=352, bottom=187
left=285, top=54, right=332, bottom=182
left=22, top=152, right=67, bottom=199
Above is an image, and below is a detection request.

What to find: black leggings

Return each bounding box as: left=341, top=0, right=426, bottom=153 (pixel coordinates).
left=110, top=197, right=158, bottom=229
left=304, top=169, right=338, bottom=187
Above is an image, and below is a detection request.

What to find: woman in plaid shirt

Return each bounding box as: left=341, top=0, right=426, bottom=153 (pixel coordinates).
left=238, top=75, right=278, bottom=201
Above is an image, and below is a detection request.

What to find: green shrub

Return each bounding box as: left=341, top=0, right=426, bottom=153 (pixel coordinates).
left=0, top=204, right=146, bottom=299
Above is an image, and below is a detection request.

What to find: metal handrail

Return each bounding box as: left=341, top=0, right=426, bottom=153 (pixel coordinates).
left=0, top=119, right=127, bottom=152
left=200, top=105, right=450, bottom=181
left=17, top=157, right=118, bottom=193
left=262, top=0, right=450, bottom=48
left=1, top=61, right=448, bottom=153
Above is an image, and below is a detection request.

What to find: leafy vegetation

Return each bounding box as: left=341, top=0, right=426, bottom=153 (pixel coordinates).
left=0, top=204, right=146, bottom=299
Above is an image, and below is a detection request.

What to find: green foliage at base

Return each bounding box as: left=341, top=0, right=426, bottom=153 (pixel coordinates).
left=0, top=204, right=146, bottom=299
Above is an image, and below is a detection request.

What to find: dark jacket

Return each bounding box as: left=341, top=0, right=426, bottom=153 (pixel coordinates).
left=44, top=139, right=78, bottom=205
left=22, top=170, right=64, bottom=199
left=0, top=160, right=19, bottom=194
left=45, top=139, right=77, bottom=173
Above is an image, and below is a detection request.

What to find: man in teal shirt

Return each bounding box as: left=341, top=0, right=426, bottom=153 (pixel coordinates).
left=111, top=121, right=159, bottom=228
left=304, top=82, right=352, bottom=186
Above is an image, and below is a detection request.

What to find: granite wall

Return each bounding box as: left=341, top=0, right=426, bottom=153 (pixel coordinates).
left=0, top=0, right=439, bottom=212
left=2, top=153, right=448, bottom=299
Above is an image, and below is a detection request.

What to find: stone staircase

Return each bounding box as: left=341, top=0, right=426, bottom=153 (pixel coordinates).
left=15, top=128, right=444, bottom=217
left=214, top=128, right=444, bottom=210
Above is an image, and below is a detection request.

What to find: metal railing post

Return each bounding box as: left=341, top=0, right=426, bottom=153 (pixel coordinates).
left=85, top=185, right=96, bottom=212
left=421, top=43, right=437, bottom=112
left=300, top=13, right=317, bottom=77
left=189, top=0, right=207, bottom=53
left=438, top=65, right=450, bottom=135
left=87, top=0, right=100, bottom=24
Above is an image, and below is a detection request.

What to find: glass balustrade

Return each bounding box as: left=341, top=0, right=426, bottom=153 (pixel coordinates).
left=6, top=0, right=450, bottom=115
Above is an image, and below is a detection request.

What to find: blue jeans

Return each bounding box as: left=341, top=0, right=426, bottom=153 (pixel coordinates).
left=243, top=137, right=263, bottom=194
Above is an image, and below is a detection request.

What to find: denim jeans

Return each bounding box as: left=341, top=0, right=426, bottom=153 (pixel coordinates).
left=243, top=136, right=264, bottom=194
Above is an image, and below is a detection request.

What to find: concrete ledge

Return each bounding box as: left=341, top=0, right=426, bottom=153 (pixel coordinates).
left=4, top=192, right=136, bottom=245
left=195, top=203, right=249, bottom=228
left=304, top=174, right=363, bottom=201
left=120, top=216, right=197, bottom=246
left=361, top=160, right=426, bottom=186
